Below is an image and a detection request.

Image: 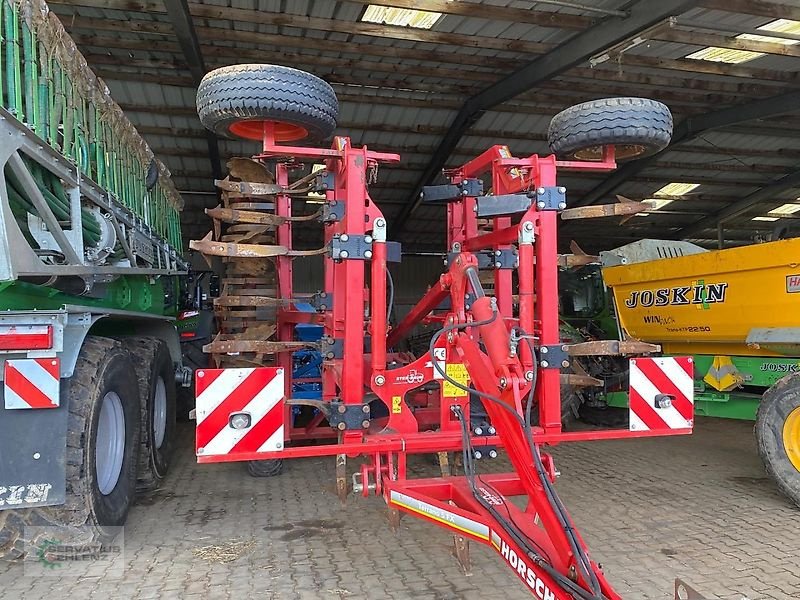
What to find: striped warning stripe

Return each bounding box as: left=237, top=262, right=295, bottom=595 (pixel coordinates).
left=195, top=367, right=285, bottom=458
left=4, top=358, right=60, bottom=409
left=629, top=357, right=694, bottom=432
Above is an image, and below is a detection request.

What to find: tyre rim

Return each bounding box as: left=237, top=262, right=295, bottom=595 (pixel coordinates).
left=783, top=406, right=800, bottom=472
left=153, top=376, right=167, bottom=450
left=572, top=144, right=648, bottom=161
left=96, top=392, right=126, bottom=496
left=228, top=119, right=308, bottom=142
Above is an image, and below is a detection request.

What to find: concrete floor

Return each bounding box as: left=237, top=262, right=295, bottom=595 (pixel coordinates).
left=1, top=417, right=799, bottom=599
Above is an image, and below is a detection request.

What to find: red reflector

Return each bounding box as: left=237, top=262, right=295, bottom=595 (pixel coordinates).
left=0, top=325, right=53, bottom=350
left=180, top=332, right=196, bottom=339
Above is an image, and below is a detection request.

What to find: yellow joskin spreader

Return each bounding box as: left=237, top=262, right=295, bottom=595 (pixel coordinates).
left=600, top=238, right=800, bottom=507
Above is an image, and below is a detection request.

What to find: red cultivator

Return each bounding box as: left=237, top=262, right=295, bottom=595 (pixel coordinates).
left=191, top=65, right=697, bottom=599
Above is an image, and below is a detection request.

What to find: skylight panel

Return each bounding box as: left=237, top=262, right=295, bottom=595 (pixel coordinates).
left=643, top=183, right=700, bottom=210
left=361, top=6, right=442, bottom=29
left=768, top=203, right=800, bottom=216
left=685, top=47, right=764, bottom=64
left=686, top=19, right=800, bottom=64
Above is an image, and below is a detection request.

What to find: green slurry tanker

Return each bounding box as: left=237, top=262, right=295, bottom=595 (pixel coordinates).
left=0, top=0, right=189, bottom=557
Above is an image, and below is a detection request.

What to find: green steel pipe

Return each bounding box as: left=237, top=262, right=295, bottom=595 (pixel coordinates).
left=4, top=1, right=20, bottom=116
left=21, top=18, right=35, bottom=129
left=0, top=0, right=4, bottom=107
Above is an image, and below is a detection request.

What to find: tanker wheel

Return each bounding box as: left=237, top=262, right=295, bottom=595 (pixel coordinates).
left=246, top=459, right=284, bottom=477
left=756, top=373, right=800, bottom=508
left=196, top=64, right=338, bottom=142
left=0, top=337, right=140, bottom=559
left=547, top=98, right=672, bottom=161
left=122, top=337, right=177, bottom=492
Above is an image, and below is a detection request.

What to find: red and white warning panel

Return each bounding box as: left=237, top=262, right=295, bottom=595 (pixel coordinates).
left=629, top=356, right=694, bottom=432
left=4, top=358, right=60, bottom=409
left=195, top=367, right=285, bottom=460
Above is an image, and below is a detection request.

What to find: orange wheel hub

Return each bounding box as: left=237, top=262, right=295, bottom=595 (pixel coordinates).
left=228, top=120, right=308, bottom=142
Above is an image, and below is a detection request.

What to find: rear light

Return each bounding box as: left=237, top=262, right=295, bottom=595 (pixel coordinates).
left=180, top=332, right=196, bottom=339
left=0, top=325, right=53, bottom=350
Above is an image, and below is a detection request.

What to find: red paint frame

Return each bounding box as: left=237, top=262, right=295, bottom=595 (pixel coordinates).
left=199, top=130, right=691, bottom=598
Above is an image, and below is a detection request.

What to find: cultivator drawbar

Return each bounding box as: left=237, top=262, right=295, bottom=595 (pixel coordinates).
left=192, top=65, right=696, bottom=599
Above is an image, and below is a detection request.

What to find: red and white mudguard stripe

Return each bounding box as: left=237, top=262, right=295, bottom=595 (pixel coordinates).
left=195, top=367, right=285, bottom=458
left=4, top=358, right=60, bottom=409
left=629, top=356, right=694, bottom=432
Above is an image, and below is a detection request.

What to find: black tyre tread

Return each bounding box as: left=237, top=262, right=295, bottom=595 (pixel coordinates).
left=547, top=98, right=672, bottom=161
left=756, top=373, right=800, bottom=507
left=246, top=459, right=284, bottom=478
left=197, top=64, right=338, bottom=141
left=0, top=337, right=138, bottom=560
left=560, top=384, right=583, bottom=428
left=121, top=337, right=176, bottom=493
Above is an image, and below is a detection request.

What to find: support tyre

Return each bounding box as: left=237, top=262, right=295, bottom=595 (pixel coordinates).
left=0, top=337, right=140, bottom=559
left=756, top=373, right=800, bottom=507
left=197, top=64, right=338, bottom=142
left=547, top=98, right=672, bottom=161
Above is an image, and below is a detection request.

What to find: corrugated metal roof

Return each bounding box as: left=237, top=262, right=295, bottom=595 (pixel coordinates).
left=42, top=0, right=800, bottom=250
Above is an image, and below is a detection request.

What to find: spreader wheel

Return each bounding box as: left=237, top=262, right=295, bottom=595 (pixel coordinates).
left=547, top=98, right=672, bottom=161
left=756, top=373, right=800, bottom=507
left=196, top=64, right=338, bottom=142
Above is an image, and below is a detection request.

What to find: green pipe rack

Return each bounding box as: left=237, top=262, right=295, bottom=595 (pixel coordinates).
left=0, top=0, right=183, bottom=252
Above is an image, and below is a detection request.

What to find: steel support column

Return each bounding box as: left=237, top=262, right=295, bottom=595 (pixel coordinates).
left=163, top=0, right=222, bottom=181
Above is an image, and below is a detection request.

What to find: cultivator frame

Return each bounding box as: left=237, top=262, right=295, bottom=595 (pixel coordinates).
left=194, top=123, right=695, bottom=599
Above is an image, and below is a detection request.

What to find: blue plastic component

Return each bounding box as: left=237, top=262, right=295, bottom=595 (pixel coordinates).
left=292, top=302, right=323, bottom=405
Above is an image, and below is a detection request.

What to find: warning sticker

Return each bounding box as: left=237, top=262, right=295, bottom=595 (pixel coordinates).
left=443, top=364, right=469, bottom=398
left=392, top=395, right=403, bottom=414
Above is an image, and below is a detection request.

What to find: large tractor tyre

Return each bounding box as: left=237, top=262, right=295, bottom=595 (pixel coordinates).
left=197, top=64, right=338, bottom=142
left=0, top=337, right=140, bottom=559
left=246, top=459, right=284, bottom=478
left=756, top=373, right=800, bottom=507
left=547, top=98, right=672, bottom=162
left=122, top=337, right=177, bottom=492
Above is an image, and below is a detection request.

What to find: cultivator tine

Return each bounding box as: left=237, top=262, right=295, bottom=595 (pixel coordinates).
left=566, top=340, right=660, bottom=356
left=561, top=373, right=603, bottom=387
left=560, top=195, right=650, bottom=220
left=214, top=295, right=288, bottom=307
left=189, top=238, right=290, bottom=258
left=557, top=241, right=598, bottom=268
left=336, top=454, right=348, bottom=505
left=437, top=451, right=451, bottom=476
left=452, top=534, right=472, bottom=576
left=388, top=507, right=401, bottom=532
left=215, top=179, right=284, bottom=197
left=226, top=157, right=275, bottom=183
left=674, top=579, right=708, bottom=599
left=206, top=205, right=288, bottom=227
left=203, top=338, right=315, bottom=354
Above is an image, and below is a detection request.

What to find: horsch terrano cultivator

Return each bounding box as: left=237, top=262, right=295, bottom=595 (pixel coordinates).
left=191, top=65, right=701, bottom=599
